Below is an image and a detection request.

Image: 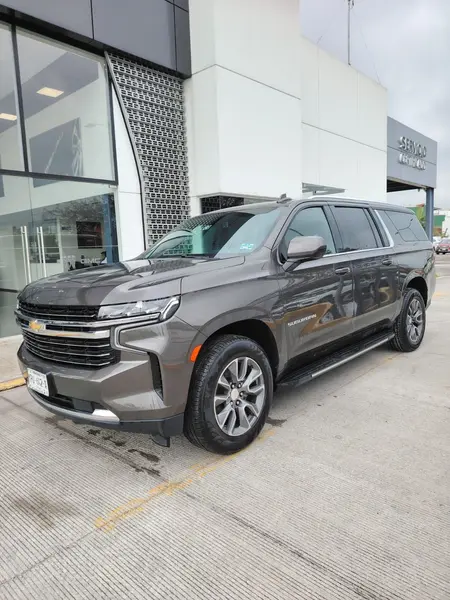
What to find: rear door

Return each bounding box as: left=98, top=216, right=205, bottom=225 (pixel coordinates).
left=275, top=204, right=354, bottom=363
left=330, top=204, right=398, bottom=333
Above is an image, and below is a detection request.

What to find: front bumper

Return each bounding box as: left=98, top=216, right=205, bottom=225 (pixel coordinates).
left=17, top=315, right=205, bottom=436
left=29, top=386, right=184, bottom=437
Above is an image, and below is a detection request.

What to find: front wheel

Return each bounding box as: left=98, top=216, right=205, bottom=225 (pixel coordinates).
left=184, top=335, right=273, bottom=454
left=390, top=289, right=426, bottom=352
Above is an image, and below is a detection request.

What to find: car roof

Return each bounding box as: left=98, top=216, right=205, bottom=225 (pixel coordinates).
left=214, top=196, right=413, bottom=214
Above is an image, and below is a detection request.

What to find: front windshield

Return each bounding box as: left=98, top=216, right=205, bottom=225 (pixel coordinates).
left=140, top=207, right=281, bottom=259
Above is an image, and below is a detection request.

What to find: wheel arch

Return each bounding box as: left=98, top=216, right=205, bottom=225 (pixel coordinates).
left=405, top=274, right=428, bottom=306
left=192, top=316, right=280, bottom=381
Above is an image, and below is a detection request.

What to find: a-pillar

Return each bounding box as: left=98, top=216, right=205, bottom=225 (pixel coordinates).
left=425, top=187, right=435, bottom=240
left=184, top=0, right=302, bottom=205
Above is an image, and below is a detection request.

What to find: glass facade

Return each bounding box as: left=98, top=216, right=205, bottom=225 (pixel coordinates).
left=0, top=23, right=118, bottom=338
left=0, top=23, right=24, bottom=171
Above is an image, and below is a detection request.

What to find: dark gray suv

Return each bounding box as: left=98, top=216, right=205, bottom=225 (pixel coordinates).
left=16, top=197, right=436, bottom=454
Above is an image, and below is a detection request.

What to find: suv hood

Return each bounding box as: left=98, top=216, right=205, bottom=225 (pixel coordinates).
left=18, top=256, right=244, bottom=307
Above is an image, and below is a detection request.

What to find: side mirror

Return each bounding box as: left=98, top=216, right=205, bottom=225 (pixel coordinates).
left=286, top=235, right=327, bottom=264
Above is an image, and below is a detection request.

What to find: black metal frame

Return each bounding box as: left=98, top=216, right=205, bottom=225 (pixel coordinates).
left=0, top=22, right=119, bottom=187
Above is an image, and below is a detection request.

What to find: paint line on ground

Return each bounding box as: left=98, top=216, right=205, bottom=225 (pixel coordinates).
left=0, top=377, right=25, bottom=392
left=94, top=428, right=275, bottom=532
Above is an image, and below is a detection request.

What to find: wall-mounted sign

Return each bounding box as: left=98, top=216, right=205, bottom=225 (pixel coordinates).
left=398, top=136, right=427, bottom=170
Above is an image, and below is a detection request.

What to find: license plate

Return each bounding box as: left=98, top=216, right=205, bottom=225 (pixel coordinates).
left=27, top=368, right=49, bottom=397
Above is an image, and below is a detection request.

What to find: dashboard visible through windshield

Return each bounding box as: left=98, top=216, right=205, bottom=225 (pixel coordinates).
left=141, top=207, right=281, bottom=259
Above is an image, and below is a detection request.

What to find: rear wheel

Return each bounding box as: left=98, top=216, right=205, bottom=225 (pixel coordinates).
left=184, top=335, right=272, bottom=454
left=390, top=288, right=426, bottom=352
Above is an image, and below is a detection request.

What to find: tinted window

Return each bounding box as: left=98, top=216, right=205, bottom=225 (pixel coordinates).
left=280, top=207, right=336, bottom=261
left=142, top=207, right=281, bottom=259
left=379, top=210, right=428, bottom=244
left=333, top=207, right=379, bottom=252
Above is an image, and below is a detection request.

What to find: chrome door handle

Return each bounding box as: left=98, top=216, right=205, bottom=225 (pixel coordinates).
left=37, top=226, right=47, bottom=277
left=20, top=225, right=31, bottom=284
left=382, top=258, right=393, bottom=266
left=335, top=267, right=350, bottom=275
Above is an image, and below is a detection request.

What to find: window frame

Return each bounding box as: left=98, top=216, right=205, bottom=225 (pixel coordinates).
left=0, top=22, right=118, bottom=186
left=275, top=202, right=342, bottom=264
left=379, top=208, right=428, bottom=244
left=329, top=203, right=396, bottom=255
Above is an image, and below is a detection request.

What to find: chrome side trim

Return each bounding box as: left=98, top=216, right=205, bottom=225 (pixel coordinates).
left=374, top=209, right=395, bottom=248
left=112, top=322, right=150, bottom=353
left=312, top=335, right=394, bottom=379
left=92, top=409, right=120, bottom=423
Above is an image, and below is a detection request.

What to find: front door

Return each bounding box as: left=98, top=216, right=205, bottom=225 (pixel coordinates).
left=275, top=205, right=354, bottom=365
left=330, top=204, right=398, bottom=332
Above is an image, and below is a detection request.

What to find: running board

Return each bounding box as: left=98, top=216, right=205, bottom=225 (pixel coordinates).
left=279, top=331, right=394, bottom=389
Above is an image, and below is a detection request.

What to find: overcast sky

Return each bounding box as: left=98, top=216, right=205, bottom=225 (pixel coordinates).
left=301, top=0, right=450, bottom=208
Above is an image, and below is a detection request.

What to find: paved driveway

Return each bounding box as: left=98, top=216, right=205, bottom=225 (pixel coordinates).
left=1, top=268, right=449, bottom=599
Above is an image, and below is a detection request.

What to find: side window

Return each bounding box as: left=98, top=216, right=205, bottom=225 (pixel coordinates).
left=381, top=210, right=428, bottom=243
left=280, top=207, right=336, bottom=261
left=332, top=207, right=379, bottom=252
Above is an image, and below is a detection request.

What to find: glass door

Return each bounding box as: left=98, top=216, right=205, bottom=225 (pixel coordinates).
left=0, top=175, right=119, bottom=338
left=29, top=178, right=119, bottom=275
left=0, top=176, right=34, bottom=337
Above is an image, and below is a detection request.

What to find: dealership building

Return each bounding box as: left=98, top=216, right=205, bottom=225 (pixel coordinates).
left=0, top=0, right=438, bottom=338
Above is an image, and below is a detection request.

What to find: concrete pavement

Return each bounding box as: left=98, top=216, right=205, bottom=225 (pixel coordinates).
left=0, top=261, right=449, bottom=599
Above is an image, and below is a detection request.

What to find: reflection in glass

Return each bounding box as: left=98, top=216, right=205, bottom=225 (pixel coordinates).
left=0, top=23, right=25, bottom=172
left=0, top=175, right=119, bottom=337
left=16, top=29, right=115, bottom=181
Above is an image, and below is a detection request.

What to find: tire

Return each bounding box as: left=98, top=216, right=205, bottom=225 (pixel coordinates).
left=390, top=288, right=426, bottom=352
left=184, top=334, right=273, bottom=454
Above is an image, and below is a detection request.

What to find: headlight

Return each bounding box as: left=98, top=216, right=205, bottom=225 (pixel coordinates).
left=98, top=296, right=180, bottom=321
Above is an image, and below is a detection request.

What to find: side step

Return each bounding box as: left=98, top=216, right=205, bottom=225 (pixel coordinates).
left=279, top=331, right=394, bottom=389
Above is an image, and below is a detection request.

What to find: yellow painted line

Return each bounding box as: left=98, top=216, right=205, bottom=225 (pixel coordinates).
left=95, top=428, right=275, bottom=532
left=0, top=377, right=26, bottom=392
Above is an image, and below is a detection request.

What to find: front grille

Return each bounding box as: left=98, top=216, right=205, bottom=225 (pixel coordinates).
left=19, top=302, right=99, bottom=322
left=23, top=331, right=118, bottom=368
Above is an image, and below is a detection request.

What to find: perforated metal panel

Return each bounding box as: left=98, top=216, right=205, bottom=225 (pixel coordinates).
left=201, top=197, right=244, bottom=214
left=108, top=54, right=189, bottom=246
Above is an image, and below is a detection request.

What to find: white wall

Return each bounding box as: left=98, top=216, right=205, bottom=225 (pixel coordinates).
left=186, top=0, right=302, bottom=204
left=301, top=37, right=387, bottom=202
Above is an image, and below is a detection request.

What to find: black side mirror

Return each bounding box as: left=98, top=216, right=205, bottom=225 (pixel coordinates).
left=284, top=235, right=327, bottom=269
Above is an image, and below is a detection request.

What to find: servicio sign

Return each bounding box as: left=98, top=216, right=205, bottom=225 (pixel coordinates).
left=398, top=136, right=427, bottom=170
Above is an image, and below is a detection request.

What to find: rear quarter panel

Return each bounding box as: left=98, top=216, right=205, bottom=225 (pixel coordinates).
left=394, top=243, right=435, bottom=310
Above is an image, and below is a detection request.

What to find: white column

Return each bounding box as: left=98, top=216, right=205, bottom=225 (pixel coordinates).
left=185, top=0, right=302, bottom=202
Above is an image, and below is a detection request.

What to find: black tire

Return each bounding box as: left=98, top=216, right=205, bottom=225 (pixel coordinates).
left=390, top=288, right=426, bottom=352
left=184, top=334, right=273, bottom=454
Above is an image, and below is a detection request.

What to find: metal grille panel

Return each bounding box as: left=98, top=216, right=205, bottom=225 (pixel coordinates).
left=201, top=197, right=244, bottom=214
left=108, top=55, right=189, bottom=246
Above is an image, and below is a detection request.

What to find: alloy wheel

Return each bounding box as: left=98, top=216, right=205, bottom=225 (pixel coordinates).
left=213, top=357, right=265, bottom=437
left=406, top=298, right=424, bottom=344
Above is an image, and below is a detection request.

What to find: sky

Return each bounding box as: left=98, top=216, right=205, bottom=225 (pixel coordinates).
left=301, top=0, right=450, bottom=208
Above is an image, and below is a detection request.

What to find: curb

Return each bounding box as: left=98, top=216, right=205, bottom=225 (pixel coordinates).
left=0, top=377, right=26, bottom=392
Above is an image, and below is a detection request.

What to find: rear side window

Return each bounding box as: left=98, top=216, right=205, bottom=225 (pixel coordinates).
left=332, top=206, right=380, bottom=252
left=379, top=210, right=428, bottom=244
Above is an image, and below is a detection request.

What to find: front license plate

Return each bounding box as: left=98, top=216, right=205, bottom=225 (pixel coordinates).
left=27, top=368, right=49, bottom=397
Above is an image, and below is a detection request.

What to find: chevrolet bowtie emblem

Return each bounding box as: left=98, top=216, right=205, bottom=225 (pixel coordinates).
left=29, top=320, right=45, bottom=332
